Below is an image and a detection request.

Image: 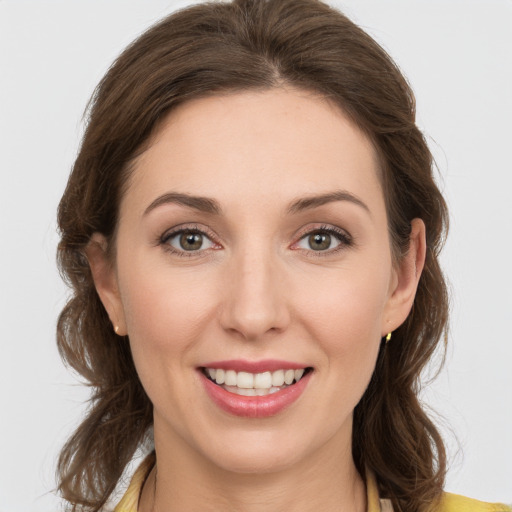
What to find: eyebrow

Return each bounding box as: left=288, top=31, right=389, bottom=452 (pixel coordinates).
left=143, top=192, right=221, bottom=216
left=143, top=189, right=370, bottom=217
left=287, top=190, right=370, bottom=215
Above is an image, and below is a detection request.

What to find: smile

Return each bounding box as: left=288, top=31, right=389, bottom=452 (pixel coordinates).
left=203, top=367, right=309, bottom=396
left=199, top=361, right=313, bottom=418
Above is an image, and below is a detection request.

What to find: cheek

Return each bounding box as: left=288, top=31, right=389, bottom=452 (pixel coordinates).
left=117, top=253, right=218, bottom=374
left=117, top=262, right=222, bottom=420
left=300, top=268, right=389, bottom=345
left=295, top=264, right=389, bottom=391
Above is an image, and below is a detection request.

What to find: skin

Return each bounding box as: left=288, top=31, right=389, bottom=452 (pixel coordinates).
left=87, top=88, right=426, bottom=512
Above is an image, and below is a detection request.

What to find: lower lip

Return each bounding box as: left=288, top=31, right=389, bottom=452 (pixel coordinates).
left=200, top=370, right=312, bottom=418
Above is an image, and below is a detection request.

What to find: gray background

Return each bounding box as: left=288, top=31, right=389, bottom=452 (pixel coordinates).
left=1, top=0, right=511, bottom=510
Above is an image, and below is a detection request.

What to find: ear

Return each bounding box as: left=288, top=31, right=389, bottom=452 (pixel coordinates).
left=382, top=218, right=426, bottom=336
left=85, top=233, right=127, bottom=336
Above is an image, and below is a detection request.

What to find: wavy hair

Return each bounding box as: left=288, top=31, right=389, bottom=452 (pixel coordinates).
left=56, top=1, right=449, bottom=510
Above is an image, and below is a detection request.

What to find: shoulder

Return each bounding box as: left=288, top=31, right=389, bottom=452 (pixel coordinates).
left=435, top=492, right=512, bottom=512
left=114, top=452, right=155, bottom=512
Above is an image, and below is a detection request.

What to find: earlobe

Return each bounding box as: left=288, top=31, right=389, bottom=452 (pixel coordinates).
left=383, top=218, right=426, bottom=335
left=85, top=233, right=127, bottom=336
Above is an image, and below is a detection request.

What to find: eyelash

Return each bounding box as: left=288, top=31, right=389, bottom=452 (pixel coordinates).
left=159, top=224, right=220, bottom=258
left=159, top=223, right=353, bottom=258
left=292, top=224, right=353, bottom=257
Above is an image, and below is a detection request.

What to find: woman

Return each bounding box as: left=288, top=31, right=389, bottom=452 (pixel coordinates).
left=55, top=0, right=510, bottom=511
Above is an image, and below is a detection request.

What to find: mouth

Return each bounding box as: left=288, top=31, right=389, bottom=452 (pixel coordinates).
left=198, top=362, right=314, bottom=418
left=201, top=367, right=313, bottom=397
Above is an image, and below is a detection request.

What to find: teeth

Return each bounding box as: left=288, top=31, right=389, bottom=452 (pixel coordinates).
left=284, top=369, right=294, bottom=385
left=294, top=369, right=304, bottom=381
left=236, top=387, right=256, bottom=396
left=225, top=370, right=237, bottom=386
left=215, top=369, right=225, bottom=385
left=237, top=371, right=254, bottom=389
left=271, top=369, right=285, bottom=386
left=206, top=367, right=308, bottom=390
left=254, top=371, right=272, bottom=389
left=223, top=385, right=290, bottom=396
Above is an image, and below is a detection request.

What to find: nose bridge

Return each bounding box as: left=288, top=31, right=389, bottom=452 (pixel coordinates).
left=220, top=240, right=289, bottom=340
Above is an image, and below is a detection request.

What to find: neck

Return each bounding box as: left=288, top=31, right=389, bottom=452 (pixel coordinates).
left=140, top=425, right=366, bottom=512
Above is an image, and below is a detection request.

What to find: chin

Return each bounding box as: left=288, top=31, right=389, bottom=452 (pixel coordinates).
left=197, top=430, right=306, bottom=475
left=209, top=447, right=301, bottom=475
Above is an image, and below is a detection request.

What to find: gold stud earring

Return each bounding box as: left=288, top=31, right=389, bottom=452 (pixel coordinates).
left=385, top=332, right=392, bottom=343
left=114, top=325, right=120, bottom=335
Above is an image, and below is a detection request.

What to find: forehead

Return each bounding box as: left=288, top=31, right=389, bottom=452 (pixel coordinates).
left=124, top=88, right=382, bottom=214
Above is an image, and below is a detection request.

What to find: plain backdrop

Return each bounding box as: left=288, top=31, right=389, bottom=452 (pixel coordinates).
left=1, top=1, right=511, bottom=510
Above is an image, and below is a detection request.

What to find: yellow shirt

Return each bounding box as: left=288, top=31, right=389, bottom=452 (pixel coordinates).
left=114, top=455, right=511, bottom=512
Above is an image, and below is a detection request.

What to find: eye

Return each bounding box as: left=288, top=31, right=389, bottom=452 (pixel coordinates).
left=297, top=231, right=340, bottom=251
left=162, top=228, right=216, bottom=253
left=293, top=226, right=352, bottom=253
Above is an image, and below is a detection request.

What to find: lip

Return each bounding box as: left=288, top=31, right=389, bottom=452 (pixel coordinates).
left=200, top=359, right=307, bottom=373
left=199, top=366, right=312, bottom=418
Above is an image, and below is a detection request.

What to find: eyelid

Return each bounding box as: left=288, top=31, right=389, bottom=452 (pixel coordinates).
left=160, top=223, right=216, bottom=242
left=159, top=223, right=222, bottom=256
left=290, top=224, right=353, bottom=254
left=157, top=222, right=352, bottom=257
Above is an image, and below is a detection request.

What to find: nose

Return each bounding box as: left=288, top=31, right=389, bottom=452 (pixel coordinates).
left=219, top=248, right=290, bottom=341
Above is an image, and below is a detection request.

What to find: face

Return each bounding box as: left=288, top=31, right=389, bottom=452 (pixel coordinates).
left=90, top=88, right=423, bottom=476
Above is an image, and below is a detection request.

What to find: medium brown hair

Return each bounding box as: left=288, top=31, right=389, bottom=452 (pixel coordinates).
left=56, top=1, right=449, bottom=510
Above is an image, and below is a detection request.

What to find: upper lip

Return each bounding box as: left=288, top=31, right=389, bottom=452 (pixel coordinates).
left=200, top=359, right=310, bottom=373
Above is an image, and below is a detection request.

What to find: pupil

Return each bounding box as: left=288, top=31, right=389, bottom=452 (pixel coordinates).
left=180, top=232, right=202, bottom=251
left=309, top=232, right=331, bottom=250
